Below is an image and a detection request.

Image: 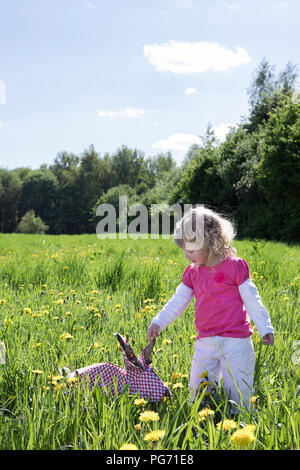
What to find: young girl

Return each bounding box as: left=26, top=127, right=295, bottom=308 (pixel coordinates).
left=147, top=206, right=274, bottom=411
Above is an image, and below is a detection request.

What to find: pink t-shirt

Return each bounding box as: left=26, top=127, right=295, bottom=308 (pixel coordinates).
left=182, top=256, right=254, bottom=339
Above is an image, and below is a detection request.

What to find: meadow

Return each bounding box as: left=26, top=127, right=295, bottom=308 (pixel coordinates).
left=0, top=233, right=299, bottom=450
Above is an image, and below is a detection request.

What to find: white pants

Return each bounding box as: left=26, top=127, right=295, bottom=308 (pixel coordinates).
left=190, top=336, right=256, bottom=410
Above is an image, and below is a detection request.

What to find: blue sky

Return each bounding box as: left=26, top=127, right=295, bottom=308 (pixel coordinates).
left=0, top=0, right=299, bottom=169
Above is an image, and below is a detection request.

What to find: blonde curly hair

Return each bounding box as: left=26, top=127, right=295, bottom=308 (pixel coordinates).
left=174, top=206, right=237, bottom=265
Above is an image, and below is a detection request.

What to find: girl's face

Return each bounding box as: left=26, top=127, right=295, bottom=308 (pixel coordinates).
left=183, top=248, right=209, bottom=266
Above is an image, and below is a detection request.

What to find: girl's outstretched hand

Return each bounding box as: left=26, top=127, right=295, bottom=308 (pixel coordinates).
left=147, top=323, right=160, bottom=342
left=262, top=333, right=274, bottom=346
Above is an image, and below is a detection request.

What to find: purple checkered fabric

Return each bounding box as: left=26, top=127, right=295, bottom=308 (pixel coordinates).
left=70, top=341, right=171, bottom=402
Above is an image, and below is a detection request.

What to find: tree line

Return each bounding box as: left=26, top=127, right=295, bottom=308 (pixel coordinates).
left=0, top=59, right=299, bottom=242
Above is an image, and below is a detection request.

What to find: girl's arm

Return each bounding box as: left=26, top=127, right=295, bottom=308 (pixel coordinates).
left=238, top=277, right=274, bottom=339
left=150, top=283, right=194, bottom=332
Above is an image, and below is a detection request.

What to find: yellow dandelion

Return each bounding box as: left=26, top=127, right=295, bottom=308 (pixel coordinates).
left=66, top=376, right=77, bottom=386
left=31, top=369, right=44, bottom=375
left=216, top=419, right=237, bottom=432
left=48, top=374, right=64, bottom=382
left=171, top=372, right=181, bottom=382
left=162, top=339, right=171, bottom=345
left=119, top=443, right=138, bottom=450
left=139, top=411, right=160, bottom=423
left=134, top=423, right=142, bottom=431
left=199, top=381, right=211, bottom=389
left=198, top=408, right=215, bottom=422
left=172, top=382, right=184, bottom=389
left=144, top=430, right=166, bottom=442
left=0, top=299, right=6, bottom=305
left=54, top=383, right=63, bottom=392
left=23, top=308, right=31, bottom=315
left=230, top=427, right=256, bottom=448
left=65, top=311, right=72, bottom=316
left=59, top=332, right=73, bottom=341
left=190, top=335, right=197, bottom=341
left=134, top=398, right=147, bottom=407
left=244, top=424, right=256, bottom=432
left=200, top=370, right=209, bottom=379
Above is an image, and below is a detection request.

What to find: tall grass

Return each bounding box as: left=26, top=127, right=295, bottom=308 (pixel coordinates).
left=0, top=233, right=299, bottom=450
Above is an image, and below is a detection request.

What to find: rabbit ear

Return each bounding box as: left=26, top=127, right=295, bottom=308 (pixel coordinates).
left=143, top=338, right=156, bottom=366
left=114, top=333, right=143, bottom=370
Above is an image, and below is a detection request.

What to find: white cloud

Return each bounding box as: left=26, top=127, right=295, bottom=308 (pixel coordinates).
left=212, top=123, right=236, bottom=141
left=97, top=107, right=146, bottom=119
left=152, top=133, right=201, bottom=152
left=0, top=121, right=8, bottom=128
left=152, top=124, right=237, bottom=163
left=144, top=40, right=252, bottom=74
left=185, top=87, right=197, bottom=95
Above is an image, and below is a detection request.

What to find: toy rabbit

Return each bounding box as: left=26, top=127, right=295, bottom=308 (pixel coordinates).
left=68, top=333, right=171, bottom=402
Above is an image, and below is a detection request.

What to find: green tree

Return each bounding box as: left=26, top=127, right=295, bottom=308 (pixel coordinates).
left=17, top=210, right=49, bottom=234
left=110, top=146, right=148, bottom=189
left=0, top=169, right=23, bottom=232
left=244, top=58, right=298, bottom=132
left=19, top=169, right=59, bottom=233
left=257, top=96, right=300, bottom=240
left=170, top=126, right=222, bottom=208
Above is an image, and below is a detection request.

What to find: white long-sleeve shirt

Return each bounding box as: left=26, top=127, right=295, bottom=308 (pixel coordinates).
left=152, top=278, right=274, bottom=339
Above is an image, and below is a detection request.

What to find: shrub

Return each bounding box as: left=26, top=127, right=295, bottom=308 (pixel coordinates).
left=17, top=210, right=49, bottom=234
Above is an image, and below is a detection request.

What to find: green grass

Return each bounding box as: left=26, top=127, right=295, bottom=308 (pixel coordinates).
left=0, top=233, right=299, bottom=450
